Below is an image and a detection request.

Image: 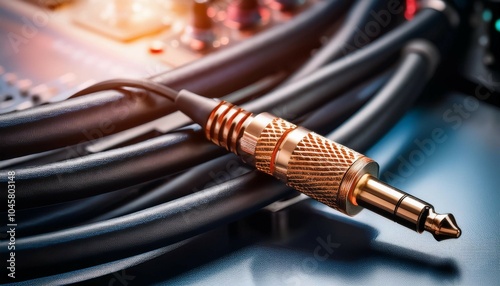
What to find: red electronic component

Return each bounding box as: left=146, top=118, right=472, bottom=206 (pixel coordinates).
left=405, top=0, right=418, bottom=20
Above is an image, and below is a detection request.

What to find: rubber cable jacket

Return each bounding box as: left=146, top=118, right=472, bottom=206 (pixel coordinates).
left=0, top=47, right=436, bottom=278
left=90, top=154, right=250, bottom=221
left=283, top=0, right=389, bottom=84
left=14, top=72, right=389, bottom=233
left=242, top=8, right=449, bottom=117
left=0, top=67, right=390, bottom=210
left=0, top=129, right=225, bottom=210
left=0, top=9, right=450, bottom=210
left=3, top=171, right=294, bottom=280
left=300, top=71, right=392, bottom=133
left=90, top=74, right=390, bottom=222
left=0, top=0, right=348, bottom=159
left=328, top=40, right=440, bottom=150
left=15, top=184, right=151, bottom=236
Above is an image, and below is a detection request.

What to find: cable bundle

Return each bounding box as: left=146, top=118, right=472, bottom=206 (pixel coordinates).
left=0, top=0, right=456, bottom=283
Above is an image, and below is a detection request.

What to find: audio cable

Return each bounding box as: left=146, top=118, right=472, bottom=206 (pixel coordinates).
left=0, top=39, right=462, bottom=284
left=176, top=91, right=461, bottom=241
left=0, top=2, right=463, bottom=282
left=0, top=5, right=456, bottom=212
left=51, top=42, right=461, bottom=242
left=0, top=2, right=451, bottom=159
left=0, top=0, right=350, bottom=159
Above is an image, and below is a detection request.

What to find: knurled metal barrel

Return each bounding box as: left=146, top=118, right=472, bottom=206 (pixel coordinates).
left=206, top=102, right=379, bottom=215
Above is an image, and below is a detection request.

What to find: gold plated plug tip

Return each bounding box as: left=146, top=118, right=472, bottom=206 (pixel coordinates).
left=424, top=209, right=461, bottom=241
left=353, top=174, right=461, bottom=241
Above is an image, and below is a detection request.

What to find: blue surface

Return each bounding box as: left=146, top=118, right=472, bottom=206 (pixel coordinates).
left=160, top=92, right=500, bottom=286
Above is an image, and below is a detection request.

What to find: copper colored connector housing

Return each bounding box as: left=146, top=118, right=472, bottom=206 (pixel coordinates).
left=205, top=101, right=461, bottom=241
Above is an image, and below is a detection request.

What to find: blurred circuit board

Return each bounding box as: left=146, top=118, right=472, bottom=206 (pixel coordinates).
left=0, top=0, right=312, bottom=113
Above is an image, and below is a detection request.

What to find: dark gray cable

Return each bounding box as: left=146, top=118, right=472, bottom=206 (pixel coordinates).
left=15, top=72, right=390, bottom=233
left=242, top=8, right=449, bottom=118
left=3, top=170, right=294, bottom=279
left=0, top=0, right=348, bottom=159
left=283, top=0, right=390, bottom=84
left=0, top=9, right=450, bottom=210
left=89, top=154, right=251, bottom=222
left=1, top=44, right=438, bottom=277
left=0, top=129, right=225, bottom=210
left=300, top=70, right=392, bottom=133
left=329, top=39, right=441, bottom=151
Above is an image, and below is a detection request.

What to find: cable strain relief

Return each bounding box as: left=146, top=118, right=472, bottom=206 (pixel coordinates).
left=402, top=39, right=440, bottom=79
left=175, top=89, right=220, bottom=126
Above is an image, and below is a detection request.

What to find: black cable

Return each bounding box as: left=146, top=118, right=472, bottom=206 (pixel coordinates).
left=0, top=129, right=225, bottom=210
left=0, top=73, right=286, bottom=170
left=0, top=65, right=388, bottom=210
left=0, top=8, right=451, bottom=210
left=3, top=236, right=196, bottom=286
left=69, top=70, right=391, bottom=225
left=68, top=79, right=179, bottom=101
left=283, top=0, right=392, bottom=84
left=14, top=188, right=134, bottom=236
left=90, top=154, right=250, bottom=222
left=1, top=43, right=439, bottom=279
left=45, top=70, right=387, bottom=228
left=90, top=72, right=391, bottom=222
left=300, top=69, right=392, bottom=133
left=4, top=171, right=294, bottom=280
left=0, top=0, right=349, bottom=159
left=0, top=89, right=177, bottom=160
left=242, top=8, right=450, bottom=118
left=328, top=39, right=441, bottom=151
left=5, top=68, right=388, bottom=235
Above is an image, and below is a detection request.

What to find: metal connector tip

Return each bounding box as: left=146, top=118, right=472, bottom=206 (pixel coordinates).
left=353, top=175, right=461, bottom=241
left=424, top=209, right=461, bottom=241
